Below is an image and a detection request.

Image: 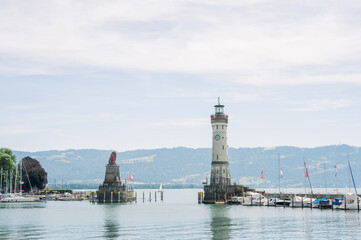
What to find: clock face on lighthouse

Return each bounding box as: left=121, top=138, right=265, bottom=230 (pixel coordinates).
left=215, top=134, right=220, bottom=141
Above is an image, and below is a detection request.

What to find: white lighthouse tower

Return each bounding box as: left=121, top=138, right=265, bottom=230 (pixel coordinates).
left=203, top=98, right=252, bottom=203
left=210, top=98, right=231, bottom=185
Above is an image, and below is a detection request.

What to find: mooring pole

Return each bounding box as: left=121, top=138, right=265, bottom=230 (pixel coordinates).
left=149, top=192, right=151, bottom=202
left=332, top=198, right=334, bottom=210
left=155, top=191, right=157, bottom=202
left=143, top=191, right=145, bottom=202
left=111, top=192, right=113, bottom=203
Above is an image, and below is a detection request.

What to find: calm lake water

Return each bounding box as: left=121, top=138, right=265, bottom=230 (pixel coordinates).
left=1, top=189, right=361, bottom=239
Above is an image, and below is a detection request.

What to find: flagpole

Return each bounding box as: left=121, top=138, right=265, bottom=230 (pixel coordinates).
left=304, top=161, right=313, bottom=196
left=262, top=169, right=264, bottom=193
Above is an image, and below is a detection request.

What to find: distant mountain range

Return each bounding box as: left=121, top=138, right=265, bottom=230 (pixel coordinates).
left=13, top=144, right=361, bottom=188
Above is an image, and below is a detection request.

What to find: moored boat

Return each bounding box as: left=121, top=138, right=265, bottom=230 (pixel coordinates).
left=0, top=193, right=35, bottom=203
left=336, top=193, right=361, bottom=210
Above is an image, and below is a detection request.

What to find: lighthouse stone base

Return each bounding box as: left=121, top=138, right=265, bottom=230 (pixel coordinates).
left=203, top=184, right=252, bottom=204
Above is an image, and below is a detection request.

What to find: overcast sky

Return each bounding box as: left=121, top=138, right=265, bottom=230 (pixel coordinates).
left=1, top=0, right=361, bottom=152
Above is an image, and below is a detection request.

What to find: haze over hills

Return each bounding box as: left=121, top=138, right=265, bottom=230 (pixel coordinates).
left=13, top=144, right=361, bottom=188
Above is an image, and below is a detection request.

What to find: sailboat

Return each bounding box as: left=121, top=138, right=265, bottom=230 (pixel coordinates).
left=291, top=159, right=313, bottom=208
left=274, top=154, right=290, bottom=206
left=336, top=155, right=360, bottom=210
left=158, top=183, right=163, bottom=192
left=318, top=163, right=332, bottom=209
left=0, top=161, right=36, bottom=203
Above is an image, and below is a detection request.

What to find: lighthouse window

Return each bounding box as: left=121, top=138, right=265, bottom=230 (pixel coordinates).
left=222, top=145, right=224, bottom=150
left=222, top=125, right=224, bottom=129
left=216, top=125, right=218, bottom=129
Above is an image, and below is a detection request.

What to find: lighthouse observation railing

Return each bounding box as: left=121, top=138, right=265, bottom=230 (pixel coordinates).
left=211, top=115, right=228, bottom=120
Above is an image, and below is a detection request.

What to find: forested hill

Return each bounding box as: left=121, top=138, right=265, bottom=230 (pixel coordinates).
left=13, top=145, right=361, bottom=188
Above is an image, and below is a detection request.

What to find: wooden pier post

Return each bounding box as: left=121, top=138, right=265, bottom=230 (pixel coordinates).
left=111, top=192, right=113, bottom=203
left=358, top=196, right=359, bottom=212
left=149, top=192, right=151, bottom=202
left=251, top=196, right=253, bottom=206
left=90, top=192, right=94, bottom=202
left=155, top=191, right=157, bottom=202
left=161, top=191, right=164, bottom=201
left=143, top=191, right=145, bottom=202
left=345, top=195, right=347, bottom=211
left=331, top=198, right=333, bottom=210
left=135, top=192, right=137, bottom=202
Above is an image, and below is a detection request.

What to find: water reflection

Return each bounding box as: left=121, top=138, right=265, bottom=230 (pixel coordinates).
left=103, top=204, right=121, bottom=239
left=0, top=202, right=46, bottom=209
left=209, top=205, right=231, bottom=240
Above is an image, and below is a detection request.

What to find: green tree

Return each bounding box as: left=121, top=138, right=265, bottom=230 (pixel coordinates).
left=0, top=148, right=18, bottom=193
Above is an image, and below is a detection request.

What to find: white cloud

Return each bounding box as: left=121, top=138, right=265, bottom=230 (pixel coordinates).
left=1, top=1, right=361, bottom=85
left=290, top=99, right=352, bottom=112
left=156, top=118, right=208, bottom=127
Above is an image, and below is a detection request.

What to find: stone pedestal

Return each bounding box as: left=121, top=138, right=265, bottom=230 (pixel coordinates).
left=97, top=163, right=135, bottom=203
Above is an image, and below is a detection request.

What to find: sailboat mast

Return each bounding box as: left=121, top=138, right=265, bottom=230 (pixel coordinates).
left=23, top=160, right=34, bottom=194
left=278, top=153, right=281, bottom=196
left=348, top=157, right=358, bottom=195
left=14, top=164, right=17, bottom=193
left=303, top=157, right=306, bottom=195
left=335, top=164, right=338, bottom=194
left=0, top=167, right=3, bottom=193
left=347, top=153, right=351, bottom=192
left=324, top=163, right=327, bottom=197
left=9, top=170, right=12, bottom=194
left=20, top=161, right=22, bottom=195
